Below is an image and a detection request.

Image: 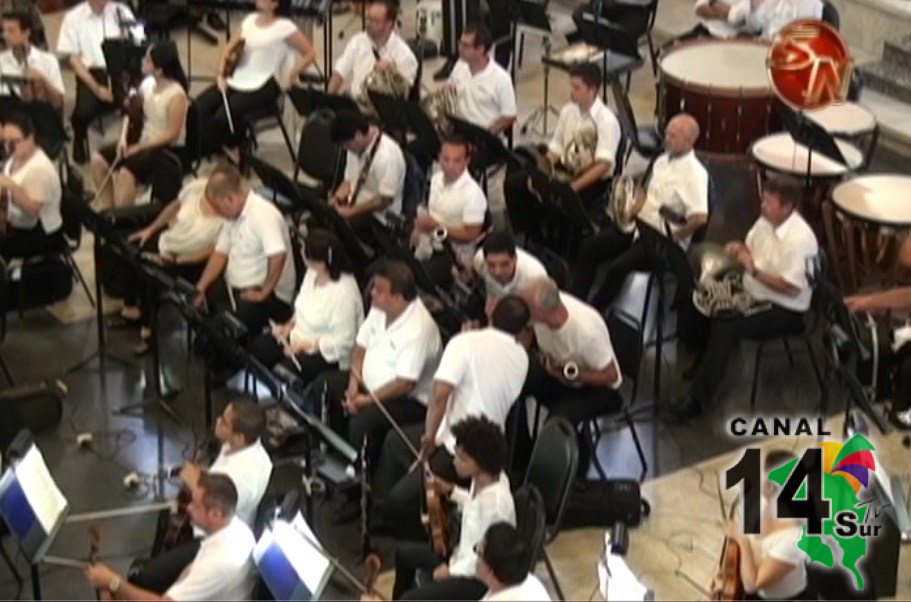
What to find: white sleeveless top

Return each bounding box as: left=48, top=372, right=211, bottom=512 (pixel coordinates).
left=227, top=13, right=297, bottom=91
left=139, top=76, right=186, bottom=146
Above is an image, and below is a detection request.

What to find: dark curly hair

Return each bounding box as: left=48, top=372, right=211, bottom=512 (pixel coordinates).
left=451, top=415, right=507, bottom=476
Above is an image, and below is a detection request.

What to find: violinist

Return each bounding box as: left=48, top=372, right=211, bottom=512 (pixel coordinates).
left=89, top=40, right=188, bottom=210
left=392, top=416, right=515, bottom=601
left=193, top=0, right=316, bottom=161
left=712, top=450, right=813, bottom=601
left=0, top=11, right=64, bottom=109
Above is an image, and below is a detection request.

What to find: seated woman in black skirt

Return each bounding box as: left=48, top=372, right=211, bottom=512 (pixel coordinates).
left=110, top=178, right=224, bottom=354
left=249, top=228, right=364, bottom=388
left=90, top=40, right=189, bottom=210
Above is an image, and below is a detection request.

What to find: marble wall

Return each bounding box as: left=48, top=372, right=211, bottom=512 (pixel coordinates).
left=829, top=0, right=911, bottom=61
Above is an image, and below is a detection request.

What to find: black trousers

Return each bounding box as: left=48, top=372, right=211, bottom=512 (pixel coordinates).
left=393, top=543, right=487, bottom=600
left=422, top=249, right=454, bottom=290
left=71, top=68, right=116, bottom=155
left=572, top=1, right=652, bottom=42
left=130, top=538, right=201, bottom=594
left=894, top=345, right=911, bottom=413
left=0, top=224, right=64, bottom=260
left=194, top=78, right=281, bottom=156
left=228, top=289, right=294, bottom=339
left=691, top=305, right=804, bottom=404
left=247, top=332, right=338, bottom=391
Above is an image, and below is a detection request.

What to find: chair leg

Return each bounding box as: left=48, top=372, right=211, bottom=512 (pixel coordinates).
left=277, top=116, right=297, bottom=165
left=750, top=342, right=764, bottom=411
left=66, top=252, right=96, bottom=308
left=588, top=420, right=609, bottom=482
left=0, top=356, right=13, bottom=386
left=626, top=410, right=648, bottom=482
left=804, top=336, right=825, bottom=409
left=647, top=33, right=658, bottom=76
left=782, top=338, right=795, bottom=367
left=0, top=538, right=22, bottom=591
left=543, top=548, right=565, bottom=601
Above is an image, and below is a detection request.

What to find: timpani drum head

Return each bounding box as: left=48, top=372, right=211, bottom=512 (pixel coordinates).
left=807, top=102, right=877, bottom=137
left=750, top=132, right=863, bottom=177
left=659, top=39, right=772, bottom=93
left=831, top=175, right=911, bottom=228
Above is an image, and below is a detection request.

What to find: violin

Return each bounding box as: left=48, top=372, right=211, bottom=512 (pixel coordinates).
left=222, top=38, right=246, bottom=79
left=713, top=481, right=744, bottom=601
left=122, top=73, right=144, bottom=147
left=422, top=470, right=451, bottom=557
left=160, top=440, right=216, bottom=552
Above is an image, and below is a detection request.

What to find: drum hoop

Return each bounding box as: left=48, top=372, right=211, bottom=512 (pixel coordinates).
left=830, top=176, right=911, bottom=229
left=659, top=37, right=774, bottom=98
left=749, top=134, right=862, bottom=175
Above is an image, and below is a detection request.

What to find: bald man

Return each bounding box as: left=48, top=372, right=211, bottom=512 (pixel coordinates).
left=570, top=113, right=709, bottom=311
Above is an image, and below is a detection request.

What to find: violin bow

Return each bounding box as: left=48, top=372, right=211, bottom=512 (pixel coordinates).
left=349, top=370, right=422, bottom=463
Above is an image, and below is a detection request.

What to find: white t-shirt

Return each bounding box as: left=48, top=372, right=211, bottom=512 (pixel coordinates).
left=548, top=97, right=621, bottom=175
left=57, top=1, right=144, bottom=69
left=4, top=148, right=61, bottom=233
left=228, top=14, right=298, bottom=91
left=356, top=299, right=442, bottom=404
left=139, top=76, right=186, bottom=146
left=742, top=211, right=818, bottom=313
left=158, top=179, right=224, bottom=257
left=694, top=0, right=743, bottom=38
left=433, top=327, right=529, bottom=453
left=343, top=131, right=406, bottom=219
left=333, top=30, right=418, bottom=97
left=756, top=527, right=807, bottom=600
left=448, top=58, right=517, bottom=130
left=166, top=516, right=256, bottom=601
left=533, top=292, right=622, bottom=389
left=0, top=45, right=65, bottom=97
left=448, top=471, right=515, bottom=577
left=290, top=270, right=364, bottom=369
left=472, top=247, right=548, bottom=302
left=207, top=440, right=273, bottom=530
left=728, top=0, right=823, bottom=38
left=482, top=575, right=552, bottom=601
left=427, top=169, right=487, bottom=261
left=214, top=190, right=296, bottom=303
left=638, top=150, right=709, bottom=248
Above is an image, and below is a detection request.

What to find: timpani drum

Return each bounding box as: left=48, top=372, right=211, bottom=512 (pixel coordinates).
left=658, top=38, right=782, bottom=156
left=807, top=101, right=878, bottom=166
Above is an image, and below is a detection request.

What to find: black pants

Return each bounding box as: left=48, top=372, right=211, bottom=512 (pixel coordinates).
left=228, top=288, right=294, bottom=339
left=393, top=543, right=487, bottom=600
left=691, top=306, right=804, bottom=404
left=894, top=345, right=911, bottom=413
left=130, top=538, right=201, bottom=594
left=422, top=250, right=454, bottom=290
left=194, top=78, right=281, bottom=156
left=0, top=224, right=64, bottom=260
left=71, top=68, right=116, bottom=157
left=247, top=332, right=338, bottom=390
left=572, top=1, right=652, bottom=42
left=376, top=424, right=466, bottom=540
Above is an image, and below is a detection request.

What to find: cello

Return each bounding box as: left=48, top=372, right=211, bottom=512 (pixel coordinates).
left=713, top=480, right=744, bottom=601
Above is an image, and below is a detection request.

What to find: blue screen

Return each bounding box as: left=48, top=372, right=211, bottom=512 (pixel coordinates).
left=0, top=477, right=39, bottom=542
left=259, top=541, right=311, bottom=601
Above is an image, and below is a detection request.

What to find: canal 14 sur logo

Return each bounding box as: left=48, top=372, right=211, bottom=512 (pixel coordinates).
left=725, top=434, right=881, bottom=590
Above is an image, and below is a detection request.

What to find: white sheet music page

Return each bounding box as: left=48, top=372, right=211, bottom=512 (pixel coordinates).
left=15, top=445, right=67, bottom=534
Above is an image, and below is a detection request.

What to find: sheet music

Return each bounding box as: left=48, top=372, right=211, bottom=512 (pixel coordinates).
left=254, top=512, right=331, bottom=597
left=15, top=445, right=67, bottom=535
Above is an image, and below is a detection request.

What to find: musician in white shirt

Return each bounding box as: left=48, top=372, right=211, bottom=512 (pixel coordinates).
left=478, top=523, right=552, bottom=602
left=571, top=113, right=709, bottom=310
left=0, top=11, right=63, bottom=108
left=696, top=0, right=823, bottom=39
left=447, top=23, right=516, bottom=135
left=472, top=231, right=548, bottom=309
left=328, top=0, right=418, bottom=102
left=87, top=473, right=257, bottom=601
left=57, top=0, right=143, bottom=163
left=194, top=0, right=316, bottom=159
left=672, top=175, right=818, bottom=419
left=392, top=416, right=515, bottom=600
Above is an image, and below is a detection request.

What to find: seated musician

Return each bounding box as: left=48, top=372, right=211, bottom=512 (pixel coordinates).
left=326, top=259, right=441, bottom=524
left=0, top=111, right=63, bottom=260
left=712, top=450, right=812, bottom=601
left=127, top=398, right=272, bottom=594
left=249, top=228, right=364, bottom=388
left=414, top=134, right=487, bottom=288
left=695, top=0, right=822, bottom=40
left=375, top=295, right=530, bottom=536
left=192, top=163, right=296, bottom=336
left=570, top=113, right=708, bottom=311
left=504, top=63, right=620, bottom=237
left=392, top=416, right=515, bottom=601
left=330, top=110, right=406, bottom=233
left=447, top=23, right=516, bottom=136
left=90, top=41, right=189, bottom=210
left=0, top=11, right=64, bottom=109
left=471, top=231, right=548, bottom=312
left=194, top=0, right=316, bottom=160
left=477, top=523, right=552, bottom=601
left=108, top=178, right=224, bottom=355
left=86, top=473, right=257, bottom=601
left=327, top=0, right=418, bottom=107
left=672, top=175, right=818, bottom=419
left=0, top=1, right=46, bottom=50
left=519, top=277, right=622, bottom=467
left=57, top=0, right=144, bottom=164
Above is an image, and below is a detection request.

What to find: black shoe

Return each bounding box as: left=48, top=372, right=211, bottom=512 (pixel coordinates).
left=331, top=498, right=360, bottom=525
left=667, top=394, right=703, bottom=422
left=433, top=58, right=456, bottom=81
left=72, top=140, right=87, bottom=165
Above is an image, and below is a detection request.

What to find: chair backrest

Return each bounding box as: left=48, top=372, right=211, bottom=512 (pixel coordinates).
left=511, top=484, right=547, bottom=574
left=610, top=79, right=639, bottom=152
left=60, top=166, right=87, bottom=246
left=522, top=417, right=578, bottom=536
left=402, top=149, right=427, bottom=222
left=295, top=108, right=345, bottom=190
left=606, top=308, right=643, bottom=382
left=822, top=0, right=840, bottom=29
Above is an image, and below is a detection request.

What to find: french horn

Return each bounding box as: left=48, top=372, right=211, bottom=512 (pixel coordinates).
left=421, top=85, right=458, bottom=136
left=607, top=173, right=641, bottom=234
left=536, top=125, right=598, bottom=184
left=358, top=62, right=411, bottom=118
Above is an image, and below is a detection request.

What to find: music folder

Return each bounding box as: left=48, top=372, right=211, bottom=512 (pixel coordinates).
left=254, top=511, right=332, bottom=601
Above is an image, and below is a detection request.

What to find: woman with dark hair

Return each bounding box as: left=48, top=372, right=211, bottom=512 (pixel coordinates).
left=194, top=0, right=316, bottom=160
left=249, top=228, right=364, bottom=386
left=90, top=40, right=189, bottom=209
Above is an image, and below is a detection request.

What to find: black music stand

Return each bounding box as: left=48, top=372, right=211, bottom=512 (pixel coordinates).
left=368, top=91, right=409, bottom=143
left=779, top=105, right=848, bottom=201
left=287, top=85, right=359, bottom=118
left=0, top=97, right=68, bottom=160
left=575, top=13, right=644, bottom=95
left=510, top=0, right=559, bottom=135
left=525, top=163, right=596, bottom=253
left=405, top=100, right=442, bottom=171
left=449, top=116, right=510, bottom=191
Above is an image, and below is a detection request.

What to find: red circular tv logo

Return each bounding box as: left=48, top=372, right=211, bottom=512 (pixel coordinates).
left=767, top=19, right=853, bottom=111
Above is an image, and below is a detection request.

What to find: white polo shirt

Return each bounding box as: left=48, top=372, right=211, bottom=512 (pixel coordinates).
left=208, top=440, right=273, bottom=530
left=0, top=45, right=65, bottom=97
left=290, top=271, right=364, bottom=369
left=533, top=292, right=622, bottom=388
left=228, top=13, right=298, bottom=92
left=433, top=327, right=529, bottom=453
left=448, top=471, right=515, bottom=578
left=472, top=247, right=548, bottom=301
left=356, top=299, right=442, bottom=404
left=548, top=97, right=621, bottom=174
left=448, top=58, right=517, bottom=130
left=166, top=516, right=256, bottom=602
left=344, top=131, right=406, bottom=218
left=333, top=30, right=418, bottom=97
left=638, top=150, right=709, bottom=248
left=214, top=190, right=296, bottom=303
left=482, top=575, right=552, bottom=601
left=742, top=211, right=818, bottom=313
left=4, top=148, right=61, bottom=233
left=728, top=0, right=822, bottom=38
left=428, top=169, right=487, bottom=261
left=57, top=1, right=144, bottom=69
